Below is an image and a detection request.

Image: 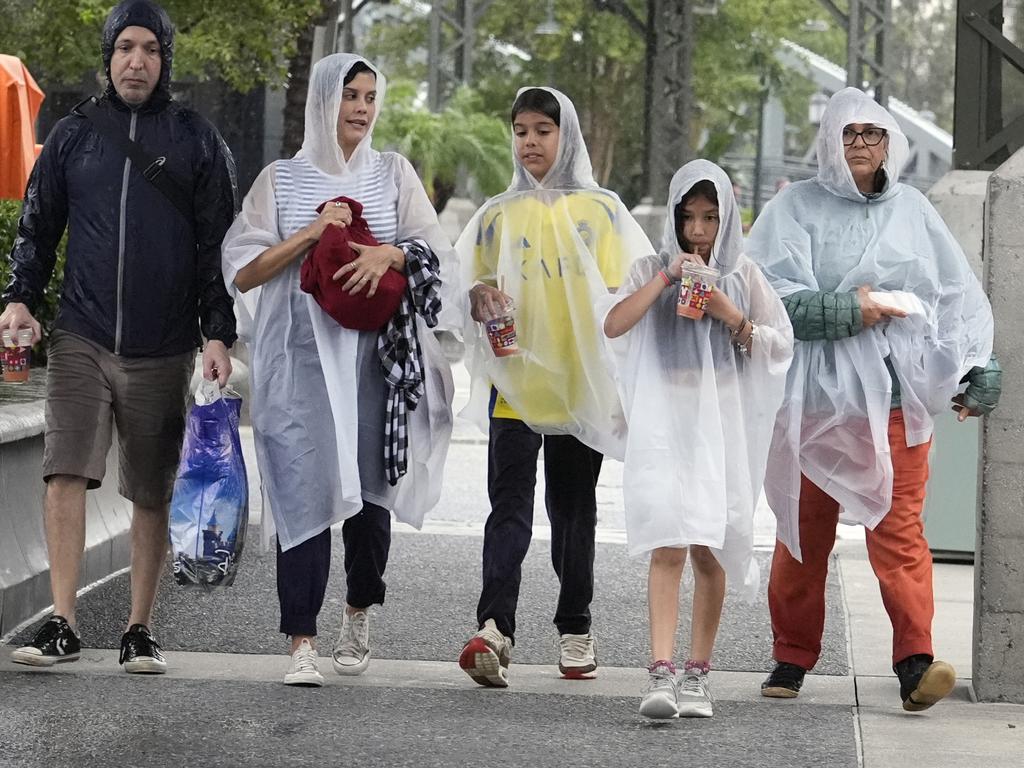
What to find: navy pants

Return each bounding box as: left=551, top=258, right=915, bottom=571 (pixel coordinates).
left=276, top=502, right=391, bottom=637
left=476, top=418, right=602, bottom=643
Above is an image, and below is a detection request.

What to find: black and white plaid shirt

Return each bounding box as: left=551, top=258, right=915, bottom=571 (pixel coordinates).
left=378, top=239, right=442, bottom=485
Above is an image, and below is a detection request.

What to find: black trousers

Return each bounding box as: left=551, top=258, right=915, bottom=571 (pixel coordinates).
left=476, top=418, right=603, bottom=643
left=276, top=502, right=391, bottom=637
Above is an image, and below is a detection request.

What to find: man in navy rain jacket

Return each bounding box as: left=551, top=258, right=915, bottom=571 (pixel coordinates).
left=1, top=0, right=238, bottom=674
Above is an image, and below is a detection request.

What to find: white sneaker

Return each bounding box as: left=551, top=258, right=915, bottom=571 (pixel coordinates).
left=459, top=618, right=512, bottom=687
left=332, top=609, right=371, bottom=676
left=283, top=639, right=324, bottom=687
left=639, top=661, right=679, bottom=719
left=558, top=632, right=597, bottom=679
left=676, top=669, right=714, bottom=717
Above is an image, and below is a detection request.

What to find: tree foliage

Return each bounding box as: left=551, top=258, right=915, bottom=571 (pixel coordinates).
left=373, top=83, right=512, bottom=211
left=0, top=0, right=965, bottom=205
left=363, top=0, right=837, bottom=205
left=0, top=0, right=325, bottom=92
left=887, top=0, right=956, bottom=131
left=0, top=200, right=65, bottom=361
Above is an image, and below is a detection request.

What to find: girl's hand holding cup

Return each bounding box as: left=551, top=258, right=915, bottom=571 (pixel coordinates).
left=664, top=251, right=705, bottom=282
left=704, top=287, right=743, bottom=329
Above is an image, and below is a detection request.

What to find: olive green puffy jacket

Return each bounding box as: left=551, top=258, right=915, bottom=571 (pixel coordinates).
left=781, top=290, right=1001, bottom=414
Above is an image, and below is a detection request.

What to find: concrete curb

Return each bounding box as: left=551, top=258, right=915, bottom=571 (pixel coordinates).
left=0, top=395, right=132, bottom=638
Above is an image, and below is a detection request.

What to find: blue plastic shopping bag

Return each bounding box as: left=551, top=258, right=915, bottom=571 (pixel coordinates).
left=169, top=380, right=248, bottom=587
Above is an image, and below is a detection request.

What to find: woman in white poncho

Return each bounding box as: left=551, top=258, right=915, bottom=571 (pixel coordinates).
left=221, top=54, right=457, bottom=686
left=456, top=87, right=655, bottom=688
left=748, top=88, right=1000, bottom=711
left=602, top=160, right=793, bottom=719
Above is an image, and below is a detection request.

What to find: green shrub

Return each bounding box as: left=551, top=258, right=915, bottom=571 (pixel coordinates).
left=0, top=199, right=66, bottom=363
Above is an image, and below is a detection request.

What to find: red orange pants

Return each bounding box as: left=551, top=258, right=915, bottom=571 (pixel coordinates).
left=768, top=410, right=935, bottom=669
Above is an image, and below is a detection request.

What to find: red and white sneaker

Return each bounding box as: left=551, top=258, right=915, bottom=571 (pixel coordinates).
left=558, top=632, right=597, bottom=679
left=459, top=618, right=512, bottom=687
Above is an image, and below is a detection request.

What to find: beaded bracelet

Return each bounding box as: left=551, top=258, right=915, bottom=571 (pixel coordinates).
left=730, top=318, right=755, bottom=354
left=728, top=317, right=748, bottom=342
left=733, top=321, right=757, bottom=354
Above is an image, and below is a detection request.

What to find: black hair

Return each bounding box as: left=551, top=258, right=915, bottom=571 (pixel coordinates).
left=510, top=88, right=560, bottom=126
left=343, top=61, right=375, bottom=86
left=674, top=179, right=719, bottom=251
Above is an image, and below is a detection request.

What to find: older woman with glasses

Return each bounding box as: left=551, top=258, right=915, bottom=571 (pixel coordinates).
left=746, top=87, right=1000, bottom=713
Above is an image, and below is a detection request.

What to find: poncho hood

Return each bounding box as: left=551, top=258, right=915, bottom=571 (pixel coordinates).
left=661, top=159, right=744, bottom=278
left=298, top=53, right=387, bottom=177
left=102, top=0, right=175, bottom=107
left=815, top=87, right=909, bottom=203
left=508, top=86, right=599, bottom=192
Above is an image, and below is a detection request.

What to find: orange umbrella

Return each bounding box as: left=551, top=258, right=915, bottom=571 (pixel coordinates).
left=0, top=54, right=45, bottom=200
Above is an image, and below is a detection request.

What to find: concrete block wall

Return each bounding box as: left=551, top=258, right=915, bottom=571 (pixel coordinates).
left=974, top=149, right=1024, bottom=703
left=924, top=172, right=990, bottom=558
left=0, top=400, right=132, bottom=639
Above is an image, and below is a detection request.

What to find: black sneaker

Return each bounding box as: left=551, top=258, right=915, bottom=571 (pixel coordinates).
left=895, top=654, right=955, bottom=712
left=11, top=615, right=81, bottom=667
left=119, top=624, right=167, bottom=674
left=761, top=661, right=806, bottom=698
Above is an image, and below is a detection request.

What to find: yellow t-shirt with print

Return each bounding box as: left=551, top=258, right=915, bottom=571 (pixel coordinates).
left=474, top=190, right=626, bottom=424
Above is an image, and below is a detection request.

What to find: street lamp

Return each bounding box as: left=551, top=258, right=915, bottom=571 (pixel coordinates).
left=534, top=0, right=560, bottom=85
left=535, top=0, right=560, bottom=36
left=803, top=19, right=829, bottom=33
left=808, top=91, right=829, bottom=125
left=693, top=0, right=722, bottom=15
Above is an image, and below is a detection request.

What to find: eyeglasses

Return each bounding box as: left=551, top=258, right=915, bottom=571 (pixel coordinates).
left=842, top=127, right=887, bottom=146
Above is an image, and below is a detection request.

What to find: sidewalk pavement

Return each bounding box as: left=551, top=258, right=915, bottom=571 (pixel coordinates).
left=1, top=361, right=1021, bottom=767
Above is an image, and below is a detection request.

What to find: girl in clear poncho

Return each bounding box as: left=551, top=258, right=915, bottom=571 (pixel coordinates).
left=221, top=54, right=457, bottom=687
left=456, top=87, right=655, bottom=687
left=747, top=88, right=1000, bottom=711
left=602, top=161, right=793, bottom=719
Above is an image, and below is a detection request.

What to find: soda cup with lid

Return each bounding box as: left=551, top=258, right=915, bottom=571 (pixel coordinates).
left=2, top=328, right=34, bottom=383
left=484, top=296, right=519, bottom=357
left=676, top=263, right=720, bottom=320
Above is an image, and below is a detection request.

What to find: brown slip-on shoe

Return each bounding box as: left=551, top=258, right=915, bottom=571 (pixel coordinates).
left=903, top=660, right=956, bottom=712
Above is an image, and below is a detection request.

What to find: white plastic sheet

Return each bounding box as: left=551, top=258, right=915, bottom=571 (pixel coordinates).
left=457, top=87, right=654, bottom=458
left=601, top=161, right=793, bottom=599
left=222, top=54, right=456, bottom=550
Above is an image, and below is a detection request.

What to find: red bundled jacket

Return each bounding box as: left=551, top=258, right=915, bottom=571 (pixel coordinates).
left=299, top=196, right=407, bottom=331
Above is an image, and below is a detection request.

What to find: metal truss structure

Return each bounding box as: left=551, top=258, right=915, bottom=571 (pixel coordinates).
left=426, top=0, right=498, bottom=110
left=954, top=0, right=1024, bottom=170
left=818, top=0, right=893, bottom=105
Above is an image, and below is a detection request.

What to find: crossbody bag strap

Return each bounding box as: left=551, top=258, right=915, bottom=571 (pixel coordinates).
left=73, top=96, right=194, bottom=224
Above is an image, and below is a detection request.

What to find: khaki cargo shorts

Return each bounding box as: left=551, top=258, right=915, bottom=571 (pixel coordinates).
left=43, top=330, right=195, bottom=507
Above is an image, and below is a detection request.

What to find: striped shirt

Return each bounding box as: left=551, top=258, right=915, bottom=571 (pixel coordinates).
left=274, top=152, right=399, bottom=243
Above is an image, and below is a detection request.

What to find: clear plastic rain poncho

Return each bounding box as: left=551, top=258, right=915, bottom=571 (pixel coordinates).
left=458, top=87, right=655, bottom=458
left=221, top=54, right=457, bottom=551
left=600, top=161, right=793, bottom=599
left=747, top=87, right=994, bottom=561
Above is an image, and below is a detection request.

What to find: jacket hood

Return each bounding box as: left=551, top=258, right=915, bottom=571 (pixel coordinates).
left=102, top=0, right=175, bottom=108
left=661, top=160, right=744, bottom=277
left=815, top=87, right=908, bottom=202
left=507, top=87, right=599, bottom=192
left=297, top=53, right=386, bottom=177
